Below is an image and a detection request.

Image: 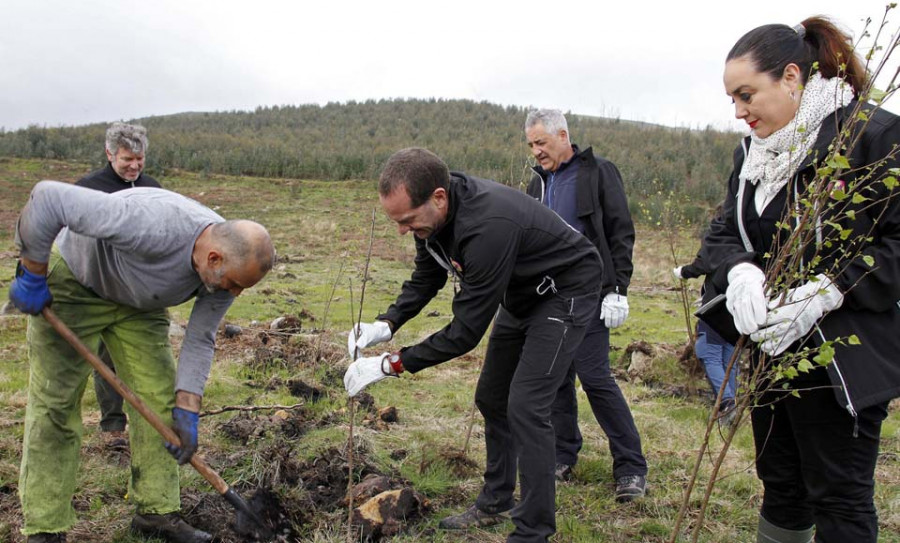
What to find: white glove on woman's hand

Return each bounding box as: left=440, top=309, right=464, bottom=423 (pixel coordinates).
left=673, top=266, right=684, bottom=280
left=600, top=293, right=629, bottom=329
left=343, top=353, right=395, bottom=397
left=725, top=263, right=768, bottom=335
left=347, top=321, right=392, bottom=357
left=750, top=274, right=844, bottom=356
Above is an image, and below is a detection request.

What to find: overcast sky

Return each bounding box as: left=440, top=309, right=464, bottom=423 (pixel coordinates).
left=1, top=0, right=897, bottom=133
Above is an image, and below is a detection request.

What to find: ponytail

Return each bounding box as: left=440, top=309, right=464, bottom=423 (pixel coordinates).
left=727, top=16, right=867, bottom=95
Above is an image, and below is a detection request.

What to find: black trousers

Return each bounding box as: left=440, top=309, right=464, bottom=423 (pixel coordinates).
left=751, top=371, right=889, bottom=543
left=93, top=342, right=127, bottom=432
left=551, top=302, right=647, bottom=479
left=474, top=291, right=598, bottom=543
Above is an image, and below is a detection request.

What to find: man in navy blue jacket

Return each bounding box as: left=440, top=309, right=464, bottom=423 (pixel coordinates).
left=525, top=109, right=648, bottom=502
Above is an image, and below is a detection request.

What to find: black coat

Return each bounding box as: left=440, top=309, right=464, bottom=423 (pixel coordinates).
left=527, top=146, right=634, bottom=297
left=379, top=173, right=603, bottom=373
left=77, top=162, right=161, bottom=192
left=701, top=102, right=900, bottom=412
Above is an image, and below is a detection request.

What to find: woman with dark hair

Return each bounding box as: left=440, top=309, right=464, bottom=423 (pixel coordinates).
left=698, top=16, right=900, bottom=543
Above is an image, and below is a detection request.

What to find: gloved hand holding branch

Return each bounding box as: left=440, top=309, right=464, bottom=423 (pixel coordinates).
left=344, top=352, right=403, bottom=397
left=347, top=321, right=392, bottom=357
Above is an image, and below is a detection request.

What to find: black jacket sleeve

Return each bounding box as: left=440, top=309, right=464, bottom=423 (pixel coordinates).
left=596, top=159, right=634, bottom=295
left=832, top=110, right=900, bottom=311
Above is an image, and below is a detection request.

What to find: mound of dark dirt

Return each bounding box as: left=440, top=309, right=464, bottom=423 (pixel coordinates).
left=217, top=410, right=314, bottom=445
left=299, top=447, right=368, bottom=511
left=286, top=379, right=324, bottom=402
left=438, top=449, right=480, bottom=479
left=183, top=486, right=299, bottom=543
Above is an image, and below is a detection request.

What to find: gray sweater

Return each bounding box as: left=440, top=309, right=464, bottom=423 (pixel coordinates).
left=15, top=181, right=233, bottom=395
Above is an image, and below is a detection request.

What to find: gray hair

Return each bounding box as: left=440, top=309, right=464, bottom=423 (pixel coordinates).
left=525, top=109, right=569, bottom=137
left=105, top=122, right=149, bottom=156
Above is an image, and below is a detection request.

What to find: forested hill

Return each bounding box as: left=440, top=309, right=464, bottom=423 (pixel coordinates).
left=0, top=98, right=739, bottom=219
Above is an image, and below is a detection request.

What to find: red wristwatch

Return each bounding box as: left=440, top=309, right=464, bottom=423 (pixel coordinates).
left=384, top=352, right=404, bottom=374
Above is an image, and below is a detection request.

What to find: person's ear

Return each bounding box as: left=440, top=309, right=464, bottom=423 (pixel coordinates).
left=431, top=187, right=448, bottom=210
left=782, top=63, right=802, bottom=93
left=206, top=250, right=224, bottom=270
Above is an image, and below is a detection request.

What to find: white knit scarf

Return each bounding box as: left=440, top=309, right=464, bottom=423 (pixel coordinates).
left=739, top=72, right=855, bottom=200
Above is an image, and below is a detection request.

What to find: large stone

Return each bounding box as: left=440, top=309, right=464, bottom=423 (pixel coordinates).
left=345, top=474, right=393, bottom=504
left=627, top=350, right=652, bottom=379
left=351, top=488, right=429, bottom=540
left=626, top=341, right=656, bottom=380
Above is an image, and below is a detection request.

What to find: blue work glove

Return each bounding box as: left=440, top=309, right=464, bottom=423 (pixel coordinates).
left=165, top=407, right=199, bottom=465
left=8, top=261, right=52, bottom=315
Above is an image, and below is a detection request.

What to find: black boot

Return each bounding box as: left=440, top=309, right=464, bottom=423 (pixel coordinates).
left=131, top=512, right=212, bottom=543
left=26, top=534, right=66, bottom=543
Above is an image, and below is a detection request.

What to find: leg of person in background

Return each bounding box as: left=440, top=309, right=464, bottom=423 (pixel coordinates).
left=94, top=342, right=128, bottom=451
left=573, top=303, right=648, bottom=502
left=696, top=321, right=738, bottom=426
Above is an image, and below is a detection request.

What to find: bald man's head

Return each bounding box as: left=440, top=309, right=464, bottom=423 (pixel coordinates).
left=212, top=220, right=275, bottom=275
left=196, top=220, right=275, bottom=297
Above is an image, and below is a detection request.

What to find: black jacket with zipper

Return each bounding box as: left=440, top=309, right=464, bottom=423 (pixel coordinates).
left=700, top=101, right=900, bottom=413
left=378, top=173, right=603, bottom=373
left=526, top=146, right=634, bottom=297
left=77, top=162, right=161, bottom=192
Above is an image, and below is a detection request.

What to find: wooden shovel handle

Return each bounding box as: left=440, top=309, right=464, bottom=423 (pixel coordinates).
left=41, top=307, right=230, bottom=495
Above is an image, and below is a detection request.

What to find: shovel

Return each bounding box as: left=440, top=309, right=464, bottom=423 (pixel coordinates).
left=41, top=307, right=274, bottom=541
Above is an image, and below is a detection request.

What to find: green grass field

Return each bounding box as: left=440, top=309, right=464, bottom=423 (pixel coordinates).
left=0, top=158, right=896, bottom=542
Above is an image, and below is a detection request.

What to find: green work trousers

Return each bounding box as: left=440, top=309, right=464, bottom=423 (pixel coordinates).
left=20, top=254, right=180, bottom=535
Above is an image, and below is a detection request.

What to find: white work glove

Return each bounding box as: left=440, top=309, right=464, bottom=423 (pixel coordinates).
left=673, top=266, right=684, bottom=280
left=725, top=263, right=768, bottom=335
left=750, top=274, right=844, bottom=356
left=600, top=293, right=629, bottom=329
left=343, top=353, right=396, bottom=397
left=347, top=321, right=392, bottom=357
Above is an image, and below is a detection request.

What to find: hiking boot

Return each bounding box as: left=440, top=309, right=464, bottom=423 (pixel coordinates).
left=718, top=400, right=738, bottom=429
left=27, top=534, right=66, bottom=543
left=719, top=408, right=738, bottom=429
left=102, top=430, right=129, bottom=452
left=438, top=504, right=510, bottom=530
left=615, top=475, right=647, bottom=503
left=555, top=462, right=573, bottom=482
left=131, top=512, right=212, bottom=543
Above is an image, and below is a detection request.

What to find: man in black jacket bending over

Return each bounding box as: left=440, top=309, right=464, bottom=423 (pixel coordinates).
left=525, top=109, right=648, bottom=501
left=344, top=148, right=603, bottom=543
left=77, top=122, right=162, bottom=451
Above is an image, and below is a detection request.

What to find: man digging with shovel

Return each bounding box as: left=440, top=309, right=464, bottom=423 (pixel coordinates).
left=8, top=181, right=275, bottom=543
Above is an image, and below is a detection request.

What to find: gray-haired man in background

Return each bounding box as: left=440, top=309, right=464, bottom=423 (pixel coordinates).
left=525, top=109, right=648, bottom=502
left=77, top=122, right=163, bottom=452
